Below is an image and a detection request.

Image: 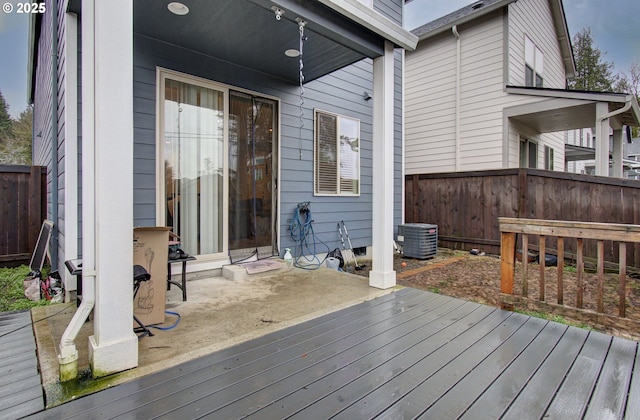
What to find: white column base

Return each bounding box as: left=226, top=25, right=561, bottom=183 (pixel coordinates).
left=89, top=333, right=138, bottom=378
left=369, top=269, right=396, bottom=290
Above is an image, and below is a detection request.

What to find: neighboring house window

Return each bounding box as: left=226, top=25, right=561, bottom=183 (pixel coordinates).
left=544, top=146, right=554, bottom=170
left=314, top=109, right=360, bottom=195
left=525, top=36, right=544, bottom=87
left=519, top=138, right=538, bottom=168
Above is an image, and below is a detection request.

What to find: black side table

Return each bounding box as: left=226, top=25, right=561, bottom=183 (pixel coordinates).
left=167, top=256, right=196, bottom=301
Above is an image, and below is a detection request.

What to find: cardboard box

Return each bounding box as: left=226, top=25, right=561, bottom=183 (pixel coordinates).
left=133, top=227, right=171, bottom=326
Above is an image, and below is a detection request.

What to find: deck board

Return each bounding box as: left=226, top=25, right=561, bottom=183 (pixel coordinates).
left=122, top=290, right=445, bottom=418
left=313, top=306, right=519, bottom=419
left=584, top=336, right=637, bottom=420
left=544, top=331, right=613, bottom=418
left=31, top=288, right=420, bottom=418
left=205, top=295, right=466, bottom=419
left=26, top=288, right=640, bottom=419
left=491, top=325, right=589, bottom=419
left=435, top=320, right=569, bottom=419
left=626, top=346, right=640, bottom=419
left=396, top=316, right=551, bottom=419
left=0, top=310, right=44, bottom=420
left=216, top=297, right=476, bottom=419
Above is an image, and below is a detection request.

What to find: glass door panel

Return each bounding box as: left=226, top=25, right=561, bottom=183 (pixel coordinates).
left=164, top=78, right=224, bottom=256
left=228, top=91, right=277, bottom=258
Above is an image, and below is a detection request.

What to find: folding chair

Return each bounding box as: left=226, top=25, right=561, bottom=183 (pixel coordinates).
left=133, top=265, right=154, bottom=338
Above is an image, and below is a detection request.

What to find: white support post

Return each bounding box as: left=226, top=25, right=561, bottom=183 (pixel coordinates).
left=86, top=0, right=138, bottom=377
left=369, top=41, right=396, bottom=289
left=595, top=102, right=610, bottom=177
left=611, top=128, right=624, bottom=178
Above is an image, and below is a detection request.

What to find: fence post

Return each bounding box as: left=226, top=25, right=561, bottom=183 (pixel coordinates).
left=517, top=168, right=527, bottom=218
left=412, top=174, right=419, bottom=223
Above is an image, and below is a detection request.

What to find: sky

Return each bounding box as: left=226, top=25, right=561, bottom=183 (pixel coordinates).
left=0, top=0, right=639, bottom=119
left=0, top=0, right=29, bottom=118
left=405, top=0, right=640, bottom=77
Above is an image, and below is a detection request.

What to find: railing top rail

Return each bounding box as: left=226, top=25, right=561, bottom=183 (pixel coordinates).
left=498, top=217, right=640, bottom=242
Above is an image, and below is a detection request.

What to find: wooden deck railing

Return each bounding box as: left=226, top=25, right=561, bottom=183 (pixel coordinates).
left=499, top=217, right=640, bottom=332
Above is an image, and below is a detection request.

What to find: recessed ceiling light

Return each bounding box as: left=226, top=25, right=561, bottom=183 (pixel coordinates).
left=285, top=49, right=300, bottom=57
left=168, top=2, right=189, bottom=15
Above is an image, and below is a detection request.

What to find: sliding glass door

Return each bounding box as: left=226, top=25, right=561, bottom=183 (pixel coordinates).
left=228, top=91, right=278, bottom=259
left=163, top=75, right=225, bottom=256
left=159, top=70, right=278, bottom=260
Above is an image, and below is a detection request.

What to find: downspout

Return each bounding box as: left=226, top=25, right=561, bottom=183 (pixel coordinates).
left=595, top=97, right=632, bottom=176
left=50, top=0, right=58, bottom=270
left=58, top=0, right=96, bottom=382
left=452, top=25, right=461, bottom=171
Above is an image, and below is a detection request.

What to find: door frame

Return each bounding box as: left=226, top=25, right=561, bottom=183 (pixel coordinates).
left=155, top=67, right=281, bottom=262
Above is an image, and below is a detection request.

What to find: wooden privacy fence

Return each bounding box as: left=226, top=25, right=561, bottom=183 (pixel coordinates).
left=0, top=165, right=47, bottom=267
left=499, top=217, right=640, bottom=332
left=405, top=168, right=640, bottom=268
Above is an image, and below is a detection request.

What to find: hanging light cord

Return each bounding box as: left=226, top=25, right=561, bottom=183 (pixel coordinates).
left=298, top=19, right=306, bottom=160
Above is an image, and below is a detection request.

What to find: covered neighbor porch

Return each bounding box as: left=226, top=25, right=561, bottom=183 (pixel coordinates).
left=505, top=86, right=640, bottom=177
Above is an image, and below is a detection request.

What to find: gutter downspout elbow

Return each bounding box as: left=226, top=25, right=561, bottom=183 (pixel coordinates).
left=58, top=280, right=94, bottom=382
left=596, top=97, right=632, bottom=125
left=452, top=25, right=461, bottom=171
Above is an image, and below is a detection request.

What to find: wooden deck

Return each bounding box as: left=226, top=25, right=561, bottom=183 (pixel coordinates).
left=27, top=288, right=640, bottom=419
left=0, top=310, right=45, bottom=419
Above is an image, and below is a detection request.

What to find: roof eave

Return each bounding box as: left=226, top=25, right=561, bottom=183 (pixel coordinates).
left=316, top=0, right=418, bottom=50
left=26, top=12, right=41, bottom=104
left=415, top=0, right=514, bottom=41
left=549, top=0, right=576, bottom=78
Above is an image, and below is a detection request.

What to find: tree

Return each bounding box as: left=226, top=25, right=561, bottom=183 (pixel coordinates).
left=568, top=28, right=617, bottom=92
left=616, top=62, right=639, bottom=100
left=10, top=107, right=33, bottom=164
left=0, top=90, right=13, bottom=141
left=616, top=63, right=640, bottom=137
left=0, top=92, right=32, bottom=165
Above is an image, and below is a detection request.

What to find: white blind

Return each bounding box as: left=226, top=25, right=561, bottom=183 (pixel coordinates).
left=315, top=112, right=338, bottom=194
left=314, top=110, right=360, bottom=195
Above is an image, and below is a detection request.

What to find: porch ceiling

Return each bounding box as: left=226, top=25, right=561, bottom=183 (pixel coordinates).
left=509, top=101, right=600, bottom=133
left=132, top=0, right=384, bottom=84
left=565, top=144, right=596, bottom=162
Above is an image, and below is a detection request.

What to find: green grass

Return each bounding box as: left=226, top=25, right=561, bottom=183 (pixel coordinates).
left=514, top=308, right=593, bottom=331
left=0, top=265, right=51, bottom=312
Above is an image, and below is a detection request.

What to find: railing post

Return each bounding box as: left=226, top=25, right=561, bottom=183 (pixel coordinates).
left=557, top=237, right=564, bottom=305
left=597, top=240, right=604, bottom=313
left=539, top=235, right=546, bottom=302
left=576, top=238, right=584, bottom=309
left=500, top=231, right=516, bottom=310
left=522, top=233, right=529, bottom=297
left=619, top=242, right=627, bottom=318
